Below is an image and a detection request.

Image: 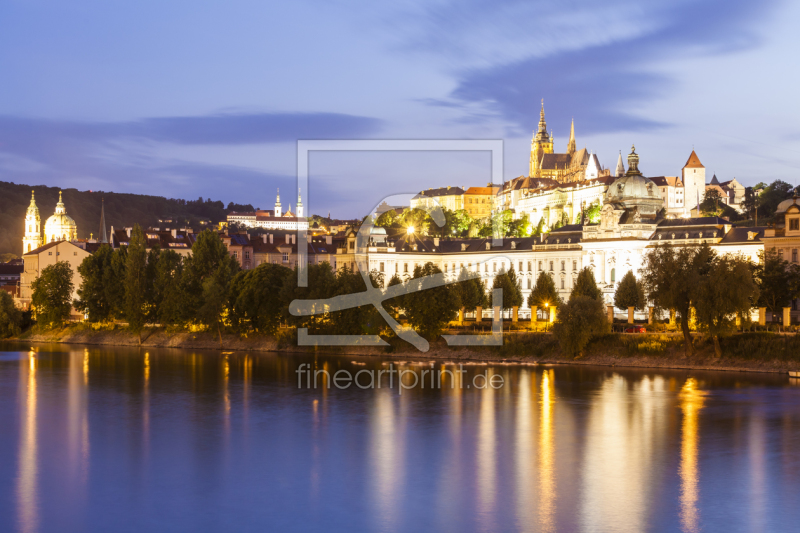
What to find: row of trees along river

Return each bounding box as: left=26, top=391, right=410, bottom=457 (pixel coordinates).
left=1, top=227, right=798, bottom=356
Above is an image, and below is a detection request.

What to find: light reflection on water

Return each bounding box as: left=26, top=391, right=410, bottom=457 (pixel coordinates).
left=1, top=343, right=800, bottom=533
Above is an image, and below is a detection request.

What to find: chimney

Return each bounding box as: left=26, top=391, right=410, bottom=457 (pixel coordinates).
left=269, top=234, right=273, bottom=244
left=171, top=229, right=177, bottom=238
left=434, top=237, right=440, bottom=247
left=326, top=235, right=332, bottom=245
left=291, top=234, right=296, bottom=244
left=262, top=234, right=267, bottom=244
left=110, top=226, right=114, bottom=246
left=286, top=234, right=290, bottom=244
left=126, top=227, right=131, bottom=238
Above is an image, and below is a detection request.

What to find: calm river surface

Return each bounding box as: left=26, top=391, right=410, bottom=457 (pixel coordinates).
left=1, top=342, right=799, bottom=533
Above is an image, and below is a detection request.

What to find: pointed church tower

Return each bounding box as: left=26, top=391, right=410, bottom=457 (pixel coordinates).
left=296, top=189, right=303, bottom=218
left=23, top=190, right=43, bottom=254
left=274, top=189, right=282, bottom=217
left=99, top=198, right=108, bottom=244
left=615, top=151, right=625, bottom=177
left=529, top=99, right=554, bottom=178
left=567, top=118, right=576, bottom=156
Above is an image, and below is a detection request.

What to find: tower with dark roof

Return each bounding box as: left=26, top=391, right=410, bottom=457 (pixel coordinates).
left=682, top=150, right=706, bottom=215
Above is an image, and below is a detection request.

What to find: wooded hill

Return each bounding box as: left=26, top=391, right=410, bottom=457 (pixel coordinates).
left=0, top=181, right=245, bottom=257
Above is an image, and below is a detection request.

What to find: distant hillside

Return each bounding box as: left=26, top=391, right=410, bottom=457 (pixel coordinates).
left=0, top=181, right=250, bottom=256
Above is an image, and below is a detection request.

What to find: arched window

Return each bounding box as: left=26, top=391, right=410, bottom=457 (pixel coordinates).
left=27, top=244, right=31, bottom=252
left=611, top=268, right=616, bottom=283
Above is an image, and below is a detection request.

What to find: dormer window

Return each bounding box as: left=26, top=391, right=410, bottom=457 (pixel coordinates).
left=790, top=218, right=799, bottom=231
left=485, top=243, right=490, bottom=250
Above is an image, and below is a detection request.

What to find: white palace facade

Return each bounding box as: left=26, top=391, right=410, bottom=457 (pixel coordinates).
left=338, top=147, right=766, bottom=319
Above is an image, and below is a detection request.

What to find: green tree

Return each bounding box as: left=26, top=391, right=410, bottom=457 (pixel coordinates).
left=757, top=180, right=794, bottom=219
left=230, top=262, right=293, bottom=334
left=0, top=291, right=23, bottom=338
left=151, top=249, right=184, bottom=325
left=614, top=270, right=646, bottom=311
left=106, top=247, right=128, bottom=318
left=753, top=248, right=800, bottom=320
left=328, top=267, right=384, bottom=335
left=384, top=273, right=406, bottom=318
left=75, top=244, right=116, bottom=322
left=552, top=296, right=609, bottom=356
left=31, top=261, right=74, bottom=328
left=528, top=271, right=560, bottom=320
left=452, top=268, right=487, bottom=315
left=508, top=213, right=531, bottom=237
left=700, top=188, right=723, bottom=216
left=641, top=243, right=716, bottom=356
left=124, top=225, right=149, bottom=343
left=280, top=262, right=337, bottom=329
left=571, top=267, right=602, bottom=302
left=181, top=230, right=240, bottom=344
left=583, top=202, right=601, bottom=224
left=402, top=262, right=459, bottom=338
left=400, top=208, right=432, bottom=236
left=375, top=209, right=400, bottom=229
left=491, top=267, right=523, bottom=312
left=695, top=255, right=758, bottom=357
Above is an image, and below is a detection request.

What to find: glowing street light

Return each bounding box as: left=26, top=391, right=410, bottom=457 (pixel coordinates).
left=407, top=226, right=415, bottom=235
left=545, top=302, right=550, bottom=333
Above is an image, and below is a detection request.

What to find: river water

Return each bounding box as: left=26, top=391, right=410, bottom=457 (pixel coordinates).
left=0, top=343, right=799, bottom=533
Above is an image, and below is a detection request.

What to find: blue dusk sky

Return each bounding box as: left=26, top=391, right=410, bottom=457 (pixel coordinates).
left=1, top=0, right=799, bottom=218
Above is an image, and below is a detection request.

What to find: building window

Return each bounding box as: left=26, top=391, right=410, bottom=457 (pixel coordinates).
left=485, top=264, right=488, bottom=273
left=74, top=252, right=77, bottom=256
left=404, top=263, right=408, bottom=273
left=561, top=261, right=565, bottom=271
left=573, top=260, right=577, bottom=271
left=611, top=268, right=616, bottom=283
left=549, top=261, right=553, bottom=271
left=245, top=251, right=250, bottom=259
left=791, top=219, right=800, bottom=231
left=527, top=278, right=532, bottom=289
left=561, top=279, right=565, bottom=289
left=380, top=262, right=384, bottom=272
left=519, top=261, right=523, bottom=272
left=444, top=264, right=448, bottom=273
left=538, top=261, right=542, bottom=271
left=493, top=262, right=497, bottom=272
left=233, top=251, right=238, bottom=259
left=528, top=261, right=532, bottom=272
left=282, top=253, right=288, bottom=262
left=793, top=250, right=798, bottom=263
left=48, top=252, right=52, bottom=256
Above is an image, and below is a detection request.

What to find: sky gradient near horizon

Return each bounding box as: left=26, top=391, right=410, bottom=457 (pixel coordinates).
left=1, top=0, right=799, bottom=218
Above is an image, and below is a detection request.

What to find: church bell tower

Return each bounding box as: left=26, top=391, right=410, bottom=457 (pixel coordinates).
left=23, top=190, right=43, bottom=254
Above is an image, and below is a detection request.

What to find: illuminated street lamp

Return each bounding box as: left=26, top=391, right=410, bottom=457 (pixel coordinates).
left=545, top=302, right=549, bottom=333
left=407, top=226, right=415, bottom=235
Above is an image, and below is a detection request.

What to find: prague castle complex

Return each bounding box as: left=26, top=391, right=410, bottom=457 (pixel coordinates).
left=13, top=101, right=787, bottom=320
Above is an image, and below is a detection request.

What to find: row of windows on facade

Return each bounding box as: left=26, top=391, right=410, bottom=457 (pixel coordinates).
left=777, top=248, right=799, bottom=262
left=377, top=259, right=580, bottom=275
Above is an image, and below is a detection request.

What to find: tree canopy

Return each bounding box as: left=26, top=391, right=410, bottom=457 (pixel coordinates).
left=614, top=270, right=646, bottom=311
left=571, top=267, right=602, bottom=302
left=31, top=261, right=74, bottom=328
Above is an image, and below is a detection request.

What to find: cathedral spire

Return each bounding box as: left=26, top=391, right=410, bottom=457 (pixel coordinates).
left=99, top=198, right=108, bottom=244
left=296, top=188, right=303, bottom=218
left=567, top=118, right=576, bottom=156
left=274, top=188, right=282, bottom=217
left=538, top=99, right=547, bottom=133
left=55, top=190, right=66, bottom=214
left=615, top=151, right=625, bottom=177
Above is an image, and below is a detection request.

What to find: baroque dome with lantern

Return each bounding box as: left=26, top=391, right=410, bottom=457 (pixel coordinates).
left=43, top=191, right=78, bottom=243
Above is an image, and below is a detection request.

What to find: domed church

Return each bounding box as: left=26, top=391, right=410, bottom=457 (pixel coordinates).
left=22, top=190, right=78, bottom=253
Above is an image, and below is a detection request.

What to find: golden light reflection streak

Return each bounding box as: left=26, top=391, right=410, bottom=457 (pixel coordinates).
left=17, top=352, right=38, bottom=533
left=83, top=349, right=89, bottom=386
left=476, top=370, right=496, bottom=532
left=678, top=378, right=706, bottom=533
left=143, top=352, right=150, bottom=456
left=538, top=370, right=556, bottom=533
left=515, top=371, right=535, bottom=528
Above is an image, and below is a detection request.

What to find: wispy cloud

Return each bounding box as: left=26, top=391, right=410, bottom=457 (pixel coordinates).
left=399, top=0, right=779, bottom=134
